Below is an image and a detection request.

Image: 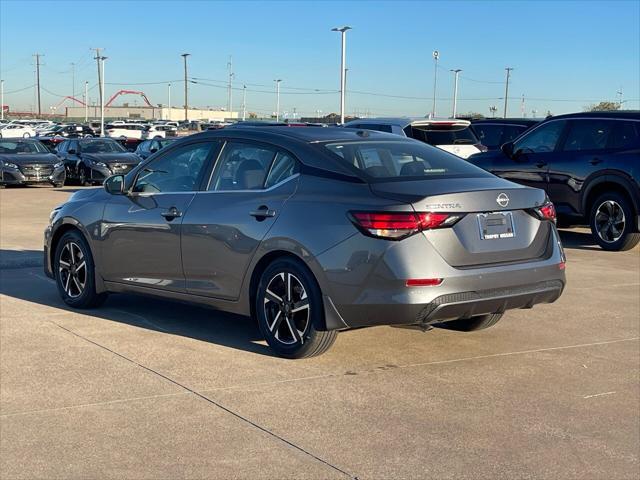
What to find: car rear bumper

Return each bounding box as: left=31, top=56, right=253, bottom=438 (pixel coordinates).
left=332, top=278, right=565, bottom=329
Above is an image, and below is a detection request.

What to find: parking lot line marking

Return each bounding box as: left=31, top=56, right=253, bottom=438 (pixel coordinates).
left=583, top=391, right=617, bottom=399
left=0, top=392, right=191, bottom=418
left=44, top=320, right=356, bottom=479
left=199, top=337, right=640, bottom=393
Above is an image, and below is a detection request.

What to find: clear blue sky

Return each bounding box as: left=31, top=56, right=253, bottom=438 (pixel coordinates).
left=1, top=0, right=638, bottom=118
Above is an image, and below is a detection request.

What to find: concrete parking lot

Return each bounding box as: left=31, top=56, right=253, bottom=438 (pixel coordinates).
left=1, top=185, right=638, bottom=479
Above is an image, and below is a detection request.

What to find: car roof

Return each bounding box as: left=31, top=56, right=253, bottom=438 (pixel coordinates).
left=471, top=118, right=540, bottom=126
left=344, top=117, right=471, bottom=128
left=544, top=111, right=640, bottom=120
left=196, top=125, right=399, bottom=143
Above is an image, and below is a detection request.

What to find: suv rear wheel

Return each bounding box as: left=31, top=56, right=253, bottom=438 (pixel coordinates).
left=256, top=258, right=337, bottom=358
left=590, top=192, right=640, bottom=251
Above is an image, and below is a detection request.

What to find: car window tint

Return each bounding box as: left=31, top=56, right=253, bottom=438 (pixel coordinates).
left=209, top=142, right=276, bottom=191
left=563, top=120, right=615, bottom=152
left=515, top=121, right=566, bottom=153
left=610, top=121, right=639, bottom=150
left=265, top=152, right=299, bottom=188
left=133, top=142, right=216, bottom=193
left=473, top=125, right=504, bottom=148
left=502, top=125, right=527, bottom=144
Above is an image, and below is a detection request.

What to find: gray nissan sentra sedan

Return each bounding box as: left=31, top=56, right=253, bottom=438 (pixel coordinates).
left=45, top=127, right=566, bottom=358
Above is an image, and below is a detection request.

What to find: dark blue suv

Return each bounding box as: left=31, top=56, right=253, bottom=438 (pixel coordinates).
left=468, top=111, right=640, bottom=251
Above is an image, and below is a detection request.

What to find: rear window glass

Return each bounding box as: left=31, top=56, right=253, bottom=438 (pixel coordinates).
left=609, top=121, right=639, bottom=150
left=323, top=141, right=491, bottom=181
left=473, top=124, right=528, bottom=148
left=408, top=125, right=478, bottom=145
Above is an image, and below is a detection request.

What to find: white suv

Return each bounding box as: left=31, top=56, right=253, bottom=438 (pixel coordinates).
left=105, top=123, right=146, bottom=139
left=344, top=118, right=487, bottom=158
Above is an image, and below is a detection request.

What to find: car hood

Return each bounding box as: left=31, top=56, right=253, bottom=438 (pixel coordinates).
left=82, top=152, right=140, bottom=164
left=0, top=153, right=59, bottom=165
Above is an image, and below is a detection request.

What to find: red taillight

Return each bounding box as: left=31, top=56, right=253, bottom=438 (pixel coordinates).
left=406, top=278, right=443, bottom=287
left=350, top=211, right=461, bottom=240
left=535, top=202, right=556, bottom=223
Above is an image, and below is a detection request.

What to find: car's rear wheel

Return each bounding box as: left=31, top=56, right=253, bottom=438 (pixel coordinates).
left=256, top=258, right=337, bottom=358
left=590, top=192, right=640, bottom=251
left=437, top=313, right=503, bottom=332
left=54, top=231, right=107, bottom=308
left=23, top=133, right=31, bottom=138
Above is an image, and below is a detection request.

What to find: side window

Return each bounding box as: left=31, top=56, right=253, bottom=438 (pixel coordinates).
left=265, top=152, right=299, bottom=188
left=562, top=120, right=615, bottom=152
left=133, top=142, right=216, bottom=193
left=57, top=141, right=67, bottom=154
left=208, top=142, right=277, bottom=191
left=515, top=121, right=566, bottom=153
left=473, top=125, right=503, bottom=148
left=69, top=141, right=79, bottom=153
left=502, top=125, right=527, bottom=144
left=609, top=121, right=639, bottom=150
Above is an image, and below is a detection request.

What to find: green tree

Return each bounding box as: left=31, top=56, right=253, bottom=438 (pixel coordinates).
left=585, top=101, right=621, bottom=112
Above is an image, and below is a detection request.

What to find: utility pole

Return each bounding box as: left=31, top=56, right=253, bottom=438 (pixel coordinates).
left=181, top=53, right=190, bottom=122
left=71, top=62, right=75, bottom=97
left=431, top=50, right=440, bottom=118
left=33, top=54, right=43, bottom=116
left=503, top=67, right=513, bottom=118
left=332, top=26, right=351, bottom=124
left=227, top=55, right=234, bottom=114
left=242, top=84, right=247, bottom=121
left=274, top=79, right=282, bottom=121
left=521, top=94, right=525, bottom=117
left=617, top=87, right=623, bottom=107
left=84, top=81, right=88, bottom=122
left=100, top=57, right=107, bottom=136
left=92, top=48, right=103, bottom=116
left=450, top=68, right=461, bottom=118
left=0, top=80, right=3, bottom=121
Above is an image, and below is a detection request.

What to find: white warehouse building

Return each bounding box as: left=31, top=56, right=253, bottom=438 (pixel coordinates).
left=64, top=105, right=239, bottom=121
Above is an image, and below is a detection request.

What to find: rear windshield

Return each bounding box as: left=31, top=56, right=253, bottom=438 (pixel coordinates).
left=407, top=125, right=478, bottom=145
left=473, top=124, right=528, bottom=148
left=323, top=140, right=491, bottom=181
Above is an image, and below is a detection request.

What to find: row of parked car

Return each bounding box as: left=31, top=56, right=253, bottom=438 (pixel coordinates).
left=2, top=111, right=639, bottom=251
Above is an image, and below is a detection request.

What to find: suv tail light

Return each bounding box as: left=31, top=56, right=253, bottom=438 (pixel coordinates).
left=534, top=202, right=556, bottom=223
left=350, top=211, right=463, bottom=240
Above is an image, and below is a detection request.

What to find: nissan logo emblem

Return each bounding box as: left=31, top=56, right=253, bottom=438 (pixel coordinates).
left=496, top=193, right=509, bottom=207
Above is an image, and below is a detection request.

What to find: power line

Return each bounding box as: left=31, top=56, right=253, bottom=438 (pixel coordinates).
left=2, top=84, right=37, bottom=95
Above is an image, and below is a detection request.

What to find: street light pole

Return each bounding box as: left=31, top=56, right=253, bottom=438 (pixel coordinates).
left=84, top=81, right=88, bottom=122
left=181, top=53, right=190, bottom=122
left=0, top=80, right=4, bottom=121
left=242, top=84, right=247, bottom=121
left=332, top=26, right=351, bottom=124
left=503, top=67, right=513, bottom=118
left=450, top=68, right=461, bottom=118
left=167, top=83, right=171, bottom=120
left=431, top=50, right=439, bottom=118
left=274, top=79, right=282, bottom=121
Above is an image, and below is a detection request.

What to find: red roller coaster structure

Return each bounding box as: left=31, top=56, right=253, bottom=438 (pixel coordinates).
left=52, top=96, right=86, bottom=110
left=105, top=90, right=153, bottom=108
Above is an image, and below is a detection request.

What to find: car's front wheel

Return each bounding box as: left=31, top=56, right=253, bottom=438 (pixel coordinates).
left=590, top=192, right=640, bottom=251
left=78, top=165, right=91, bottom=186
left=256, top=258, right=337, bottom=358
left=54, top=231, right=107, bottom=308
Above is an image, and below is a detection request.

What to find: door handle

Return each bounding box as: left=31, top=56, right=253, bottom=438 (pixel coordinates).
left=249, top=206, right=276, bottom=220
left=535, top=161, right=547, bottom=168
left=590, top=157, right=602, bottom=165
left=161, top=207, right=182, bottom=221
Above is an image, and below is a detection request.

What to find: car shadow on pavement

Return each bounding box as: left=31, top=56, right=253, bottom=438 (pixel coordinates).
left=557, top=229, right=601, bottom=251
left=0, top=250, right=272, bottom=357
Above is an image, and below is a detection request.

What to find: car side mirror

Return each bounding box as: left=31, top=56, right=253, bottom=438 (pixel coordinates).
left=104, top=174, right=125, bottom=195
left=501, top=142, right=514, bottom=158
left=150, top=147, right=158, bottom=153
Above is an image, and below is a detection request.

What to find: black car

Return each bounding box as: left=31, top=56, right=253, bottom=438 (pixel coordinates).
left=0, top=138, right=66, bottom=187
left=56, top=138, right=142, bottom=186
left=470, top=118, right=540, bottom=151
left=468, top=111, right=640, bottom=251
left=38, top=124, right=95, bottom=139
left=134, top=138, right=178, bottom=160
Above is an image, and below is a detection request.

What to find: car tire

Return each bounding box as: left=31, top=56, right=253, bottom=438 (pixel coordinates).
left=78, top=165, right=91, bottom=187
left=256, top=257, right=337, bottom=358
left=54, top=230, right=108, bottom=309
left=589, top=192, right=640, bottom=251
left=23, top=133, right=31, bottom=138
left=436, top=313, right=504, bottom=332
